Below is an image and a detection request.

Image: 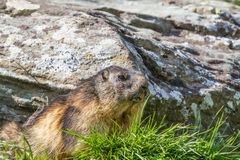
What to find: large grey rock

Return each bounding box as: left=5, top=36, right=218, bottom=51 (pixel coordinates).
left=0, top=0, right=6, bottom=9
left=0, top=5, right=134, bottom=123
left=5, top=0, right=40, bottom=16
left=1, top=0, right=240, bottom=133
left=91, top=0, right=240, bottom=132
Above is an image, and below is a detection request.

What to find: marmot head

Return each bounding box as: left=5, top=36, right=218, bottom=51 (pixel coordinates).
left=94, top=66, right=148, bottom=109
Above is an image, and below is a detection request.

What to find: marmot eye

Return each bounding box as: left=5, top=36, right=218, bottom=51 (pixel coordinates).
left=118, top=74, right=128, bottom=81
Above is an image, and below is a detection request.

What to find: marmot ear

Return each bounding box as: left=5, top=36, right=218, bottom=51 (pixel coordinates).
left=102, top=70, right=109, bottom=81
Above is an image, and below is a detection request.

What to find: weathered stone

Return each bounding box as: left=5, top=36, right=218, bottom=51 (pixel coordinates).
left=0, top=5, right=134, bottom=123
left=0, top=0, right=6, bottom=9
left=5, top=0, right=39, bottom=16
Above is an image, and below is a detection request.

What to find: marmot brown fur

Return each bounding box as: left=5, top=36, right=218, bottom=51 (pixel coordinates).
left=0, top=66, right=148, bottom=158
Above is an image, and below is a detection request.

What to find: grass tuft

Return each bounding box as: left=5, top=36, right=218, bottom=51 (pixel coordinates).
left=71, top=114, right=240, bottom=160
left=1, top=114, right=240, bottom=160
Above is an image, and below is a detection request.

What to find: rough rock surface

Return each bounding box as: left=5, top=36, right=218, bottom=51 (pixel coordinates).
left=5, top=0, right=40, bottom=16
left=0, top=2, right=135, bottom=123
left=1, top=0, right=240, bottom=133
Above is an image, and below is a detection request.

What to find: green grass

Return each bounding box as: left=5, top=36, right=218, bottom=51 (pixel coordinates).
left=1, top=114, right=240, bottom=160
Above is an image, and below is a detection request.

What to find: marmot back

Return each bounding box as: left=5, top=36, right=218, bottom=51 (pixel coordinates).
left=1, top=66, right=148, bottom=158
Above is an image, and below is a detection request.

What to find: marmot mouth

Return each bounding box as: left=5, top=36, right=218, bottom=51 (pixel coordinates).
left=132, top=86, right=149, bottom=102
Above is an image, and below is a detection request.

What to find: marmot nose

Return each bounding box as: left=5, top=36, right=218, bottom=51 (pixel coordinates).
left=141, top=78, right=148, bottom=90
left=132, top=83, right=149, bottom=102
left=140, top=84, right=149, bottom=96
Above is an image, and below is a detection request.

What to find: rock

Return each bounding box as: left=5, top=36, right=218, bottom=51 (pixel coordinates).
left=230, top=39, right=240, bottom=49
left=5, top=0, right=40, bottom=16
left=0, top=0, right=6, bottom=9
left=0, top=5, right=134, bottom=123
left=1, top=0, right=240, bottom=133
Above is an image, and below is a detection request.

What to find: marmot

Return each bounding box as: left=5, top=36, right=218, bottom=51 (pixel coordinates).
left=0, top=66, right=148, bottom=158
